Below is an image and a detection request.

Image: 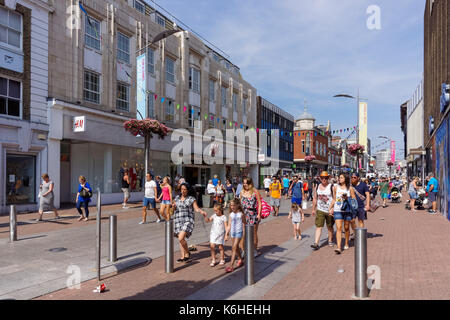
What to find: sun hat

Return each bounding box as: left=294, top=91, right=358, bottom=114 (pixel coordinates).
left=319, top=171, right=330, bottom=178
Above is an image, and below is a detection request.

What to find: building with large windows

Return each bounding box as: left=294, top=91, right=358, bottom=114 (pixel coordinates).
left=0, top=0, right=53, bottom=214
left=256, top=96, right=294, bottom=186
left=46, top=0, right=257, bottom=207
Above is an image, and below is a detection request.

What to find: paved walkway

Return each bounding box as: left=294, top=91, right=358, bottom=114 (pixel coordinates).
left=3, top=193, right=450, bottom=300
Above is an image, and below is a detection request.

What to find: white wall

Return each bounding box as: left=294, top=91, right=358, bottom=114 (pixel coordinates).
left=406, top=99, right=424, bottom=154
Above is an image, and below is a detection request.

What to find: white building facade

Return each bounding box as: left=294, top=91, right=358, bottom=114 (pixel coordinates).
left=0, top=0, right=52, bottom=214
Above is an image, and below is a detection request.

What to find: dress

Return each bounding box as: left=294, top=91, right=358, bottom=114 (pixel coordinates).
left=173, top=195, right=196, bottom=238
left=39, top=181, right=55, bottom=211
left=210, top=214, right=228, bottom=245
left=241, top=192, right=259, bottom=225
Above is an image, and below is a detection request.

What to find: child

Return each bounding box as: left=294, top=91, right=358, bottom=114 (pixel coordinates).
left=288, top=203, right=304, bottom=240
left=225, top=198, right=246, bottom=273
left=202, top=204, right=228, bottom=267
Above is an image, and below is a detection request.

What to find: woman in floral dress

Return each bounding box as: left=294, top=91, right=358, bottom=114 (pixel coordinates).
left=172, top=183, right=207, bottom=263
left=239, top=177, right=262, bottom=256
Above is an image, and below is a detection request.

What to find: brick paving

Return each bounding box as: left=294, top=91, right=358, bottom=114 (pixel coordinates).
left=9, top=192, right=450, bottom=300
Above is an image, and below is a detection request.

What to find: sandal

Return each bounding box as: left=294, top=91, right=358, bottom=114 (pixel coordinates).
left=219, top=260, right=225, bottom=265
left=210, top=260, right=216, bottom=267
left=236, top=260, right=243, bottom=268
left=328, top=241, right=334, bottom=247
left=335, top=249, right=342, bottom=255
left=225, top=267, right=234, bottom=273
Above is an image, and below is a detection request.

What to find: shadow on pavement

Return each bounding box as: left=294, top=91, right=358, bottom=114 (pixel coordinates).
left=17, top=234, right=48, bottom=241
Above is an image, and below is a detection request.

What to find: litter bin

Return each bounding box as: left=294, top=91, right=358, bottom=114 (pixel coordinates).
left=193, top=184, right=205, bottom=207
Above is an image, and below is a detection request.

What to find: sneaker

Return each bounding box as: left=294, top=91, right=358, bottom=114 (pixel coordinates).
left=138, top=221, right=146, bottom=225
left=311, top=243, right=319, bottom=250
left=344, top=245, right=349, bottom=250
left=428, top=210, right=437, bottom=215
left=123, top=206, right=129, bottom=209
left=156, top=219, right=162, bottom=223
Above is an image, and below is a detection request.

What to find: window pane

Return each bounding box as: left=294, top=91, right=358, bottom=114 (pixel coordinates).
left=8, top=11, right=21, bottom=31
left=0, top=8, right=7, bottom=26
left=0, top=97, right=6, bottom=114
left=6, top=154, right=36, bottom=205
left=0, top=25, right=7, bottom=44
left=9, top=80, right=20, bottom=98
left=8, top=29, right=20, bottom=47
left=8, top=99, right=20, bottom=116
left=0, top=77, right=7, bottom=95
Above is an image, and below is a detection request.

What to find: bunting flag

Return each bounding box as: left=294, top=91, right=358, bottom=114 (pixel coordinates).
left=79, top=2, right=93, bottom=27
left=177, top=104, right=180, bottom=110
left=154, top=94, right=157, bottom=100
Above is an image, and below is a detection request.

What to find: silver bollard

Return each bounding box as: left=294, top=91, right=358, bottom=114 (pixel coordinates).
left=96, top=189, right=102, bottom=281
left=165, top=219, right=174, bottom=273
left=10, top=205, right=17, bottom=242
left=109, top=215, right=117, bottom=262
left=355, top=228, right=368, bottom=298
left=245, top=224, right=255, bottom=285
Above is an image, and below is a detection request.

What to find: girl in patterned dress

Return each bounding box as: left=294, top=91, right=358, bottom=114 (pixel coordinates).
left=172, top=183, right=207, bottom=263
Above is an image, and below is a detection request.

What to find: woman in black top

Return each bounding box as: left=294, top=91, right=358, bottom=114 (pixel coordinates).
left=122, top=171, right=130, bottom=209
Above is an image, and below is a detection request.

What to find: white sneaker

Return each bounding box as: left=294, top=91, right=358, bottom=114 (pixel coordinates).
left=123, top=206, right=129, bottom=209
left=138, top=221, right=146, bottom=225
left=344, top=245, right=349, bottom=250
left=156, top=219, right=162, bottom=223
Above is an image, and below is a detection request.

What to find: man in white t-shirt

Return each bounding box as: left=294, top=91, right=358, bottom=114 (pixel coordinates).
left=263, top=176, right=272, bottom=197
left=140, top=174, right=163, bottom=224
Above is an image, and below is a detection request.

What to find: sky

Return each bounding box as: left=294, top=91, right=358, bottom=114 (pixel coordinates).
left=148, top=0, right=425, bottom=160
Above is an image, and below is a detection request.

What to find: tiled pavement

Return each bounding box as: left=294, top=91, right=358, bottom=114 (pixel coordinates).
left=2, top=193, right=450, bottom=300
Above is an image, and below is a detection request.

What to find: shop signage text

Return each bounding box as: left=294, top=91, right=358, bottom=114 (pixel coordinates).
left=73, top=116, right=86, bottom=132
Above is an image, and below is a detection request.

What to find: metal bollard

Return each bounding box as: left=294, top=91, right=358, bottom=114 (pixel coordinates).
left=354, top=228, right=368, bottom=298
left=245, top=224, right=255, bottom=285
left=96, top=189, right=102, bottom=281
left=165, top=219, right=174, bottom=273
left=109, top=215, right=117, bottom=262
left=10, top=205, right=17, bottom=242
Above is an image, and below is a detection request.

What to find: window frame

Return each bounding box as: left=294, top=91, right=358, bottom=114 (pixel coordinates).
left=84, top=16, right=101, bottom=51
left=133, top=0, right=145, bottom=14
left=83, top=70, right=101, bottom=104
left=147, top=92, right=155, bottom=118
left=0, top=7, right=23, bottom=51
left=116, top=81, right=130, bottom=112
left=0, top=76, right=22, bottom=119
left=188, top=105, right=201, bottom=128
left=148, top=48, right=155, bottom=75
left=233, top=92, right=237, bottom=112
left=165, top=56, right=175, bottom=84
left=209, top=79, right=215, bottom=102
left=156, top=14, right=166, bottom=28
left=189, top=67, right=200, bottom=93
left=164, top=98, right=174, bottom=123
left=243, top=97, right=247, bottom=115
left=117, top=32, right=130, bottom=64
left=221, top=86, right=227, bottom=108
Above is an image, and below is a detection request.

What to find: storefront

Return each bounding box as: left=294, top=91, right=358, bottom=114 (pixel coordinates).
left=0, top=117, right=49, bottom=214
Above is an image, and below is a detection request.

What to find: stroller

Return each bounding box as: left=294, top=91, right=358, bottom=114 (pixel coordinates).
left=405, top=187, right=427, bottom=210
left=390, top=187, right=401, bottom=203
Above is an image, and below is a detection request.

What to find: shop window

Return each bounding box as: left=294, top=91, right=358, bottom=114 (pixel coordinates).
left=6, top=154, right=36, bottom=205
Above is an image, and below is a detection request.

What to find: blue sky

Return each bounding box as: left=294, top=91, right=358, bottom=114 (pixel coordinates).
left=150, top=0, right=425, bottom=159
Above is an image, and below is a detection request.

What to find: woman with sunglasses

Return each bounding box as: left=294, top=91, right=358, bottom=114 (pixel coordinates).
left=239, top=177, right=262, bottom=257
left=332, top=173, right=357, bottom=254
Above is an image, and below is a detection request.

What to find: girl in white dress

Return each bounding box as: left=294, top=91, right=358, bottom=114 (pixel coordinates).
left=202, top=204, right=228, bottom=267
left=288, top=203, right=305, bottom=240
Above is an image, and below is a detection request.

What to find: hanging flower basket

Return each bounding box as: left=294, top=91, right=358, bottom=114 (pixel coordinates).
left=305, top=155, right=316, bottom=163
left=123, top=118, right=171, bottom=139
left=347, top=143, right=365, bottom=156
left=386, top=160, right=394, bottom=167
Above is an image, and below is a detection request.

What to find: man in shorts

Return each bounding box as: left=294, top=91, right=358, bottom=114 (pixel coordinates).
left=351, top=172, right=371, bottom=229
left=263, top=175, right=272, bottom=197
left=311, top=171, right=335, bottom=250
left=379, top=177, right=390, bottom=208
left=282, top=175, right=290, bottom=200
left=269, top=176, right=282, bottom=216
left=140, top=174, right=163, bottom=224
left=426, top=172, right=439, bottom=214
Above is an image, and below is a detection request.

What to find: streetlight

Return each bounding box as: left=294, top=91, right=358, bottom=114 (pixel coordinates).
left=333, top=90, right=368, bottom=145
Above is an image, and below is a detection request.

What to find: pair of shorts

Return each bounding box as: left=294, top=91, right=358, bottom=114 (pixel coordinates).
left=121, top=188, right=130, bottom=199
left=428, top=192, right=437, bottom=202
left=230, top=231, right=243, bottom=239
left=161, top=200, right=171, bottom=205
left=408, top=191, right=418, bottom=199
left=353, top=208, right=367, bottom=221
left=270, top=197, right=281, bottom=207
left=282, top=188, right=289, bottom=195
left=292, top=221, right=301, bottom=225
left=315, top=210, right=334, bottom=228
left=334, top=211, right=352, bottom=221
left=381, top=193, right=388, bottom=199
left=291, top=197, right=302, bottom=205
left=143, top=197, right=156, bottom=209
